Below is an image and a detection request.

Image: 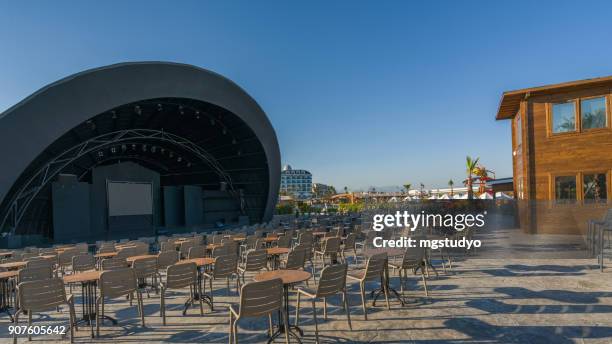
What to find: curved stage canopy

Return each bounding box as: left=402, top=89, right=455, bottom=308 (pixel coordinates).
left=0, top=62, right=280, bottom=240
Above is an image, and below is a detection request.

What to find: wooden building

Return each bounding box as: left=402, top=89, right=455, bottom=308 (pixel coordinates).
left=497, top=76, right=612, bottom=234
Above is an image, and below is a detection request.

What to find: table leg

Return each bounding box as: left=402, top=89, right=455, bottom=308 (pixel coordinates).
left=267, top=285, right=303, bottom=344
left=371, top=259, right=405, bottom=307
left=184, top=268, right=212, bottom=315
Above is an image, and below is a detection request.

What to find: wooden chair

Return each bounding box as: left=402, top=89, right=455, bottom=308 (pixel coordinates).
left=283, top=248, right=306, bottom=270
left=340, top=233, right=358, bottom=264
left=314, top=237, right=340, bottom=268
left=237, top=249, right=268, bottom=285
left=389, top=247, right=428, bottom=297
left=347, top=252, right=389, bottom=320
left=203, top=255, right=239, bottom=305
left=276, top=234, right=292, bottom=249
left=295, top=264, right=352, bottom=343
left=160, top=262, right=202, bottom=325
left=14, top=278, right=78, bottom=343
left=96, top=268, right=144, bottom=336
left=133, top=256, right=160, bottom=296
left=228, top=278, right=288, bottom=344
left=157, top=251, right=179, bottom=271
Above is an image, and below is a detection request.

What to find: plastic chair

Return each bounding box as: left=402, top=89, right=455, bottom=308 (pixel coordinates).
left=96, top=268, right=144, bottom=336
left=347, top=252, right=389, bottom=320
left=160, top=262, right=202, bottom=325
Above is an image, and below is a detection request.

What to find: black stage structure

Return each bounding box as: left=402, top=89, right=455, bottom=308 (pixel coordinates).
left=0, top=62, right=280, bottom=246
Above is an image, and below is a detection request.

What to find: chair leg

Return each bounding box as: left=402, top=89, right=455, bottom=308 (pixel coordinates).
left=95, top=298, right=101, bottom=337
left=421, top=270, right=429, bottom=297
left=161, top=289, right=166, bottom=325
left=228, top=312, right=233, bottom=344
left=198, top=282, right=204, bottom=315
left=312, top=299, right=319, bottom=344
left=343, top=289, right=352, bottom=330
left=232, top=317, right=239, bottom=344
left=383, top=279, right=390, bottom=310
left=268, top=314, right=274, bottom=337
left=137, top=292, right=145, bottom=327
left=295, top=291, right=301, bottom=326
left=13, top=310, right=21, bottom=344
left=360, top=282, right=367, bottom=320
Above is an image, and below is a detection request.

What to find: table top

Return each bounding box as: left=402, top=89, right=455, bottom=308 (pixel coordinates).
left=0, top=261, right=27, bottom=270
left=0, top=270, right=18, bottom=279
left=126, top=254, right=157, bottom=263
left=95, top=252, right=118, bottom=258
left=40, top=255, right=57, bottom=260
left=312, top=232, right=327, bottom=236
left=264, top=237, right=279, bottom=242
left=63, top=270, right=102, bottom=284
left=177, top=257, right=215, bottom=267
left=254, top=269, right=311, bottom=285
left=0, top=251, right=14, bottom=257
left=267, top=247, right=290, bottom=255
left=362, top=247, right=405, bottom=258
left=206, top=243, right=223, bottom=250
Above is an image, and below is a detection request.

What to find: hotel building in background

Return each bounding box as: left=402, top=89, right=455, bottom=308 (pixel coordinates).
left=280, top=165, right=313, bottom=200
left=497, top=75, right=612, bottom=234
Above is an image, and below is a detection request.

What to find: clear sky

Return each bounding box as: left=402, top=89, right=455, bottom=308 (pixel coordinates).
left=2, top=1, right=612, bottom=191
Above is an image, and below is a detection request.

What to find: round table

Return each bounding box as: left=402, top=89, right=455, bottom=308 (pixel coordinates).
left=94, top=252, right=117, bottom=259
left=126, top=254, right=157, bottom=264
left=176, top=258, right=215, bottom=311
left=0, top=261, right=27, bottom=270
left=63, top=270, right=108, bottom=338
left=0, top=251, right=14, bottom=258
left=266, top=248, right=290, bottom=270
left=254, top=270, right=311, bottom=343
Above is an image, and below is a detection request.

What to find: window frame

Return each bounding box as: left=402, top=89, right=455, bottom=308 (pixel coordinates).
left=546, top=94, right=611, bottom=137
left=550, top=173, right=579, bottom=204
left=580, top=95, right=608, bottom=132
left=581, top=170, right=609, bottom=203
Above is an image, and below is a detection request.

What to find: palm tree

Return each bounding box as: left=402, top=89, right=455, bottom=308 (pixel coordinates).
left=343, top=186, right=348, bottom=194
left=465, top=156, right=479, bottom=200
left=448, top=179, right=454, bottom=196
left=403, top=183, right=411, bottom=194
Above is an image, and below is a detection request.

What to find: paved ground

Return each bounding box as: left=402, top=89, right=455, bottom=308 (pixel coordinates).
left=2, top=254, right=612, bottom=344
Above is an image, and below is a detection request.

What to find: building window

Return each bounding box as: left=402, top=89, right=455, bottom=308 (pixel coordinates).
left=551, top=102, right=576, bottom=133
left=583, top=173, right=607, bottom=202
left=555, top=175, right=577, bottom=203
left=581, top=97, right=607, bottom=130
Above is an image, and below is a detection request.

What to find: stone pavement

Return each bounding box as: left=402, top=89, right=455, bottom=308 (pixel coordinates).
left=2, top=257, right=612, bottom=343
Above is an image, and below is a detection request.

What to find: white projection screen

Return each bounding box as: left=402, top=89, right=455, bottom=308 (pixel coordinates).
left=107, top=181, right=153, bottom=217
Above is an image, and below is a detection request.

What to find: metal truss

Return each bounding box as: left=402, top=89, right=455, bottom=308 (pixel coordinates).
left=1, top=129, right=235, bottom=232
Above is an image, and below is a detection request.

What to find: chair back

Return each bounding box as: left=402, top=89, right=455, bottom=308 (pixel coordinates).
left=285, top=248, right=306, bottom=270
left=364, top=252, right=387, bottom=281
left=401, top=246, right=425, bottom=268
left=101, top=257, right=128, bottom=271
left=99, top=268, right=137, bottom=298
left=20, top=252, right=38, bottom=260
left=116, top=247, right=138, bottom=259
left=343, top=233, right=356, bottom=249
left=244, top=249, right=268, bottom=271
left=133, top=257, right=158, bottom=279
left=188, top=245, right=206, bottom=259
left=213, top=255, right=238, bottom=278
left=18, top=278, right=67, bottom=312
left=72, top=254, right=95, bottom=272
left=19, top=266, right=53, bottom=283
left=212, top=234, right=222, bottom=244
left=277, top=235, right=292, bottom=249
left=299, top=232, right=313, bottom=245
left=98, top=244, right=116, bottom=254
left=323, top=237, right=341, bottom=254
left=180, top=241, right=195, bottom=259
left=58, top=248, right=79, bottom=267
left=316, top=263, right=348, bottom=297
left=160, top=242, right=175, bottom=252
left=166, top=263, right=197, bottom=289
left=75, top=243, right=89, bottom=254
left=237, top=278, right=283, bottom=317
left=157, top=251, right=179, bottom=270
left=25, top=257, right=53, bottom=270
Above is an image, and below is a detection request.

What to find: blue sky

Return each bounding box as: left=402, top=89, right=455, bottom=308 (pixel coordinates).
left=1, top=1, right=612, bottom=191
